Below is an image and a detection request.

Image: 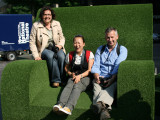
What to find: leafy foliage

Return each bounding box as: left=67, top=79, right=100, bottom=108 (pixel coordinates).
left=6, top=5, right=31, bottom=14
left=3, top=0, right=81, bottom=17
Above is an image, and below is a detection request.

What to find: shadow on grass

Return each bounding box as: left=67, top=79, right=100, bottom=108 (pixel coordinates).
left=41, top=110, right=68, bottom=120
left=76, top=89, right=152, bottom=120
left=41, top=89, right=152, bottom=120
left=75, top=109, right=99, bottom=120
left=111, top=89, right=152, bottom=120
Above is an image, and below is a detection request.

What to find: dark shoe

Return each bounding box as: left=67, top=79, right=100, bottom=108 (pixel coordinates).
left=100, top=108, right=111, bottom=120
left=59, top=82, right=67, bottom=87
left=92, top=101, right=106, bottom=114
left=52, top=82, right=59, bottom=87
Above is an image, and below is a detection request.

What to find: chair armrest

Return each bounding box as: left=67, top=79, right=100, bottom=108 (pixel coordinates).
left=1, top=60, right=48, bottom=119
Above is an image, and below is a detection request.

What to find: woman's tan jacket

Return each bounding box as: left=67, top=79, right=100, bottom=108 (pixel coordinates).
left=29, top=20, right=65, bottom=59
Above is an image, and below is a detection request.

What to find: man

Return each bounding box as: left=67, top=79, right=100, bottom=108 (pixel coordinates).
left=91, top=27, right=128, bottom=120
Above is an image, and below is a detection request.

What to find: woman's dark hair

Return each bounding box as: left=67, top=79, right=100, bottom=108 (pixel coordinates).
left=73, top=35, right=85, bottom=43
left=39, top=6, right=55, bottom=21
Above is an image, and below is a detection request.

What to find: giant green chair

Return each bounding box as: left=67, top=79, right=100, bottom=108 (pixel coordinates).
left=1, top=4, right=154, bottom=120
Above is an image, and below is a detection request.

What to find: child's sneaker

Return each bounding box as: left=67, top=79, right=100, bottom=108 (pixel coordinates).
left=59, top=107, right=72, bottom=115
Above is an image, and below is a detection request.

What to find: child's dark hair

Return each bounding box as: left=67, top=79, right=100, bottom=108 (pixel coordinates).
left=73, top=35, right=85, bottom=43
left=39, top=6, right=55, bottom=21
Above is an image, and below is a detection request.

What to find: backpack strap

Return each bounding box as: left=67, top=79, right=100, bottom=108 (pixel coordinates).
left=69, top=51, right=75, bottom=64
left=85, top=50, right=91, bottom=63
left=81, top=50, right=85, bottom=65
left=100, top=45, right=106, bottom=55
left=100, top=44, right=121, bottom=56
left=116, top=44, right=120, bottom=56
left=81, top=50, right=91, bottom=64
left=69, top=50, right=91, bottom=65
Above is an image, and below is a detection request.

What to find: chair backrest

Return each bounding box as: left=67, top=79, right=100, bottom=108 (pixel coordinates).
left=36, top=4, right=153, bottom=60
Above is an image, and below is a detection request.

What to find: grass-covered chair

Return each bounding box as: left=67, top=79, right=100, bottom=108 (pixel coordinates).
left=1, top=4, right=155, bottom=120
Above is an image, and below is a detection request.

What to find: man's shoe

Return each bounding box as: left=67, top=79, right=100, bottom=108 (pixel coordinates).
left=52, top=82, right=59, bottom=87
left=59, top=107, right=72, bottom=115
left=92, top=101, right=106, bottom=114
left=100, top=108, right=111, bottom=120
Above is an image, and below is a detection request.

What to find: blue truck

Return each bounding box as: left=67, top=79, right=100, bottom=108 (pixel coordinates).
left=0, top=14, right=32, bottom=61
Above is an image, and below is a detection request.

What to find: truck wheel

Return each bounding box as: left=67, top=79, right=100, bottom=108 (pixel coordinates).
left=6, top=52, right=17, bottom=61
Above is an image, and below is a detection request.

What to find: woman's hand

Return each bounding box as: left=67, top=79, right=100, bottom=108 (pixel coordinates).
left=69, top=72, right=81, bottom=83
left=72, top=75, right=81, bottom=84
left=71, top=72, right=75, bottom=78
left=35, top=57, right=42, bottom=60
left=55, top=45, right=62, bottom=50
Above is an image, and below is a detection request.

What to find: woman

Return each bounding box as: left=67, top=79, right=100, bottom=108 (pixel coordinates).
left=29, top=6, right=65, bottom=87
left=53, top=35, right=94, bottom=115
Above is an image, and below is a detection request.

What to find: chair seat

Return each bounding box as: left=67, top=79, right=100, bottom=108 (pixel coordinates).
left=29, top=86, right=94, bottom=120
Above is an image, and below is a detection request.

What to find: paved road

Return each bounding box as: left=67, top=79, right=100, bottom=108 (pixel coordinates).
left=0, top=43, right=160, bottom=119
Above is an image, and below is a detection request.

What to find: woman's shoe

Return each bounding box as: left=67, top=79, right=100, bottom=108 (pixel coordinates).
left=59, top=107, right=72, bottom=115
left=53, top=104, right=62, bottom=112
left=53, top=104, right=65, bottom=115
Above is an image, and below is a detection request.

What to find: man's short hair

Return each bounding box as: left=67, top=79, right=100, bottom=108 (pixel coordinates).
left=105, top=27, right=118, bottom=36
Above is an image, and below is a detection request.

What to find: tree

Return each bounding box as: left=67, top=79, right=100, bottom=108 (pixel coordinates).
left=3, top=0, right=58, bottom=17
left=4, top=0, right=94, bottom=17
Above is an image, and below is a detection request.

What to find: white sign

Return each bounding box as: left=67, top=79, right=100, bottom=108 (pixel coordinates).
left=18, top=22, right=30, bottom=44
left=1, top=41, right=15, bottom=45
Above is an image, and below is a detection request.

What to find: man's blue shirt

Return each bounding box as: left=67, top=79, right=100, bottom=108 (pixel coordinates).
left=91, top=43, right=128, bottom=78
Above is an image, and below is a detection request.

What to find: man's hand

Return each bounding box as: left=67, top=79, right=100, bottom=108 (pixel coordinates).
left=103, top=79, right=113, bottom=88
left=35, top=57, right=42, bottom=60
left=103, top=75, right=117, bottom=88
left=94, top=73, right=100, bottom=84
